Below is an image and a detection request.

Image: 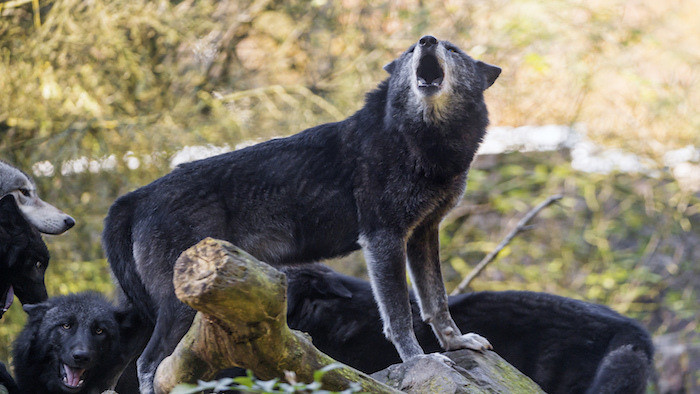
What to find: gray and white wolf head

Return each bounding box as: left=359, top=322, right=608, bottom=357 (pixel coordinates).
left=383, top=35, right=501, bottom=124
left=0, top=160, right=75, bottom=234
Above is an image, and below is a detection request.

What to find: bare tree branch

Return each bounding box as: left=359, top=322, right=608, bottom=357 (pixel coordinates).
left=450, top=194, right=563, bottom=295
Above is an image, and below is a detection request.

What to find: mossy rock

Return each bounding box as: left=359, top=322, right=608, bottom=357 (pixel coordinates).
left=371, top=349, right=544, bottom=394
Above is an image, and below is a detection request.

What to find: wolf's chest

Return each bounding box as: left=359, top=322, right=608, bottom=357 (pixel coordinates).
left=352, top=156, right=466, bottom=233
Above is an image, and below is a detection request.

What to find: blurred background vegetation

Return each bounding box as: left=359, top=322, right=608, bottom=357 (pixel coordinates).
left=0, top=0, right=698, bottom=390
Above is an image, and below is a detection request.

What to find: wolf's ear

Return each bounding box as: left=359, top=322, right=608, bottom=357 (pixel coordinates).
left=0, top=194, right=15, bottom=210
left=23, top=303, right=49, bottom=317
left=115, top=307, right=141, bottom=331
left=313, top=273, right=352, bottom=299
left=383, top=60, right=397, bottom=74
left=0, top=195, right=23, bottom=229
left=476, top=61, right=501, bottom=90
left=0, top=195, right=33, bottom=243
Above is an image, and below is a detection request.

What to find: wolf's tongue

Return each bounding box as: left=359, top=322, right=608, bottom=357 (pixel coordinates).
left=63, top=364, right=85, bottom=388
left=2, top=286, right=13, bottom=312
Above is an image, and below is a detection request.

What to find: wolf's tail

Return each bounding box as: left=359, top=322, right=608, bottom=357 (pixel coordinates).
left=103, top=191, right=157, bottom=324
left=586, top=324, right=654, bottom=394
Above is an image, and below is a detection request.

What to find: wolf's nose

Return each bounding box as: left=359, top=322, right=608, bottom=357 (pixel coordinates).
left=419, top=35, right=438, bottom=48
left=72, top=349, right=91, bottom=364
left=64, top=216, right=75, bottom=229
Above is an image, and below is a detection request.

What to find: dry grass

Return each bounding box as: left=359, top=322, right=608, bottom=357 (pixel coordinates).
left=1, top=0, right=697, bottom=165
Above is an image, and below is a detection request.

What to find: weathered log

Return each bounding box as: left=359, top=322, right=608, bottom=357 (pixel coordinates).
left=153, top=237, right=399, bottom=394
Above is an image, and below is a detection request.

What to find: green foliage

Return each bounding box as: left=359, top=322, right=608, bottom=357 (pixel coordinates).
left=172, top=365, right=362, bottom=394
left=2, top=0, right=698, bottom=166
left=440, top=152, right=698, bottom=332
left=0, top=0, right=697, bottom=386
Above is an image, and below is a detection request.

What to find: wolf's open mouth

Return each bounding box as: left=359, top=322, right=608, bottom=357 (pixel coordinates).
left=1, top=286, right=13, bottom=313
left=416, top=53, right=444, bottom=89
left=61, top=363, right=86, bottom=390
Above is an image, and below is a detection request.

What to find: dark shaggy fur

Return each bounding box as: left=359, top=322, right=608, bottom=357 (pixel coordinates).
left=0, top=194, right=50, bottom=320
left=103, top=36, right=500, bottom=392
left=0, top=362, right=19, bottom=394
left=283, top=264, right=654, bottom=394
left=11, top=292, right=142, bottom=394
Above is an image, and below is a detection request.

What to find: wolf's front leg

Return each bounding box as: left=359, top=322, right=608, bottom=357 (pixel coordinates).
left=407, top=223, right=492, bottom=352
left=359, top=230, right=424, bottom=361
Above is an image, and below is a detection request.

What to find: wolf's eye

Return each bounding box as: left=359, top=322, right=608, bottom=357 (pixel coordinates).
left=19, top=188, right=31, bottom=197
left=61, top=323, right=71, bottom=330
left=35, top=261, right=43, bottom=270
left=95, top=328, right=103, bottom=335
left=447, top=47, right=458, bottom=53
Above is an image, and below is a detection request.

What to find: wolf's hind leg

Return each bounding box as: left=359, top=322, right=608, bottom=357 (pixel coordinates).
left=137, top=301, right=195, bottom=394
left=407, top=223, right=492, bottom=352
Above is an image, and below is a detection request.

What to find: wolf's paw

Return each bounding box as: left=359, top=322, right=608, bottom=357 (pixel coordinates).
left=445, top=332, right=492, bottom=352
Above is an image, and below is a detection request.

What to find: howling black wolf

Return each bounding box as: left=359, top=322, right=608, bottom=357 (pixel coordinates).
left=103, top=35, right=501, bottom=392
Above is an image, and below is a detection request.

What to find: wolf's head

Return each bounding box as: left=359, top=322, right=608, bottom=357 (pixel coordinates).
left=0, top=160, right=75, bottom=235
left=383, top=36, right=501, bottom=124
left=16, top=293, right=135, bottom=393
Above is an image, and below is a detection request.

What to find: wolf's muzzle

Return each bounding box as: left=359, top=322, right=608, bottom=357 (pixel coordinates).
left=416, top=35, right=444, bottom=94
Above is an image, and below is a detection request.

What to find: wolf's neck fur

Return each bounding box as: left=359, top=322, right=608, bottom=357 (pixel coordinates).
left=360, top=79, right=488, bottom=178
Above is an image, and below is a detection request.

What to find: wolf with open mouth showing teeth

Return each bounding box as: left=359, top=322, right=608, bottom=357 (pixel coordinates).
left=104, top=35, right=500, bottom=392
left=11, top=292, right=142, bottom=394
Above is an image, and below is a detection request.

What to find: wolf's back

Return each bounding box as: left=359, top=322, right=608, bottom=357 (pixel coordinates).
left=103, top=190, right=157, bottom=322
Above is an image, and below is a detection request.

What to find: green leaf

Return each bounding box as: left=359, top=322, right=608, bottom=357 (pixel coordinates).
left=313, top=363, right=344, bottom=382
left=256, top=378, right=280, bottom=392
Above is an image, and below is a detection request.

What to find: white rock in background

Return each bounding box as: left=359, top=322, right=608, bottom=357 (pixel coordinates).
left=479, top=125, right=579, bottom=155
left=28, top=125, right=699, bottom=191
left=169, top=144, right=232, bottom=168
left=663, top=145, right=700, bottom=167
left=672, top=162, right=700, bottom=192
left=570, top=140, right=654, bottom=174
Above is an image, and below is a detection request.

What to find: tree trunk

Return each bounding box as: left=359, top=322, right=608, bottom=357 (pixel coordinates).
left=153, top=237, right=399, bottom=394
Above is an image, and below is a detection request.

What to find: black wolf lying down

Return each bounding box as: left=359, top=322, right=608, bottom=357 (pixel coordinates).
left=115, top=264, right=653, bottom=394
left=104, top=35, right=501, bottom=392
left=282, top=264, right=653, bottom=394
